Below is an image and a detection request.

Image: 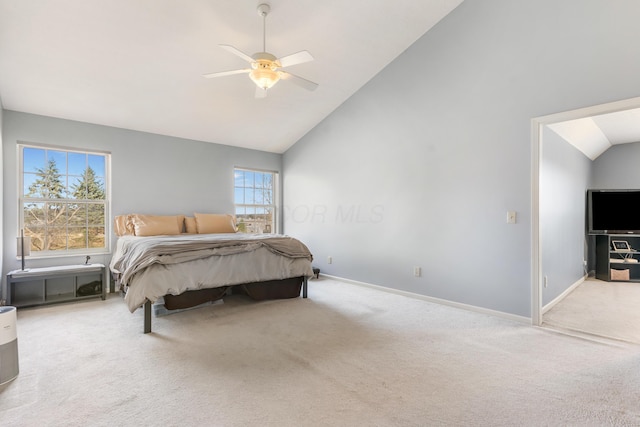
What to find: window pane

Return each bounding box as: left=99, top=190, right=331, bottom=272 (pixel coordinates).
left=69, top=175, right=85, bottom=199
left=255, top=172, right=265, bottom=189
left=24, top=202, right=45, bottom=227
left=87, top=204, right=105, bottom=225
left=62, top=176, right=73, bottom=200
left=48, top=227, right=68, bottom=251
left=255, top=190, right=264, bottom=204
left=234, top=187, right=244, bottom=204
left=88, top=154, right=105, bottom=177
left=23, top=173, right=38, bottom=197
left=48, top=203, right=67, bottom=226
left=92, top=177, right=106, bottom=200
left=68, top=227, right=86, bottom=249
left=23, top=148, right=45, bottom=173
left=68, top=204, right=87, bottom=226
left=26, top=172, right=55, bottom=198
left=244, top=171, right=254, bottom=187
left=234, top=170, right=244, bottom=186
left=88, top=227, right=105, bottom=248
left=49, top=151, right=67, bottom=174
left=68, top=152, right=86, bottom=176
left=26, top=227, right=45, bottom=251
left=27, top=164, right=65, bottom=199
left=244, top=189, right=255, bottom=204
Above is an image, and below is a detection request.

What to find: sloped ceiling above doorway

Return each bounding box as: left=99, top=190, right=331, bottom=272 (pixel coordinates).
left=548, top=108, right=640, bottom=160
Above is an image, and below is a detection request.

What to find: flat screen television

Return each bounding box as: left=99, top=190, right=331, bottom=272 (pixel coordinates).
left=587, top=189, right=640, bottom=234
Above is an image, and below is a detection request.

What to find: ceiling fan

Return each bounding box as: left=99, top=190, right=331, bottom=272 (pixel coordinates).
left=203, top=3, right=318, bottom=98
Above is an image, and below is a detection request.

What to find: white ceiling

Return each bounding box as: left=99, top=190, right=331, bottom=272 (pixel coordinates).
left=548, top=108, right=640, bottom=160
left=0, top=0, right=464, bottom=153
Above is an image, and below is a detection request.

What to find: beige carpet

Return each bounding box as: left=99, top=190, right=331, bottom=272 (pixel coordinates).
left=543, top=279, right=640, bottom=344
left=1, top=278, right=639, bottom=426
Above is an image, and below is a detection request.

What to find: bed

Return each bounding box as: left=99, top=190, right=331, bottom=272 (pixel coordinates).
left=109, top=213, right=315, bottom=333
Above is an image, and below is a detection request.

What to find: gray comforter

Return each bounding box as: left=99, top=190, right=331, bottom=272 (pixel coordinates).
left=110, top=233, right=315, bottom=312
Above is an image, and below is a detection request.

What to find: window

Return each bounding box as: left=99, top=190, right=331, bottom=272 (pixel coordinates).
left=234, top=168, right=277, bottom=233
left=19, top=144, right=110, bottom=255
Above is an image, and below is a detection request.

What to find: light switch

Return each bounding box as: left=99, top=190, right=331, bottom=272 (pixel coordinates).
left=507, top=211, right=517, bottom=224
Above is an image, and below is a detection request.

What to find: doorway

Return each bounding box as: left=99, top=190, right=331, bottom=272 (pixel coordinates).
left=532, top=96, right=640, bottom=343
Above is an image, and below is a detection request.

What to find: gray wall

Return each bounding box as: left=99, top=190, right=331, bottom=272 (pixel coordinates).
left=540, top=127, right=592, bottom=306
left=2, top=111, right=281, bottom=276
left=0, top=100, right=3, bottom=285
left=592, top=142, right=640, bottom=188
left=283, top=0, right=640, bottom=317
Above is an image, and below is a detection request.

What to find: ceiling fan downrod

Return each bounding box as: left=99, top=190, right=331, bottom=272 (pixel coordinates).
left=257, top=3, right=270, bottom=53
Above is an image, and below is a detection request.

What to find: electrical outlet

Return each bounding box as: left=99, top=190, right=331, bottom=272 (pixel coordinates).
left=414, top=266, right=421, bottom=277
left=544, top=275, right=548, bottom=288
left=327, top=256, right=332, bottom=264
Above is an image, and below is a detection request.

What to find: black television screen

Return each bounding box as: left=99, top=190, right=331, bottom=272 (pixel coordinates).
left=587, top=189, right=640, bottom=234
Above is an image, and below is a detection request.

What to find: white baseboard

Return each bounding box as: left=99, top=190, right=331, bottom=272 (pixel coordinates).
left=541, top=275, right=586, bottom=315
left=320, top=274, right=531, bottom=325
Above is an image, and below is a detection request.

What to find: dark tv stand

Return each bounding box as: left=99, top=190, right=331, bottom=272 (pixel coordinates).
left=595, top=235, right=640, bottom=282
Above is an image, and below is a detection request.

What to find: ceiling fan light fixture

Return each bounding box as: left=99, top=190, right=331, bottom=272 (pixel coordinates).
left=249, top=59, right=280, bottom=89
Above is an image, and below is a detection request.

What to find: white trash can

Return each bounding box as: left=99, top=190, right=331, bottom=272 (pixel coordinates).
left=0, top=306, right=19, bottom=384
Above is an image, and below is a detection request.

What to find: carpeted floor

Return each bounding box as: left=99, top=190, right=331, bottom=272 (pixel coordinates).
left=543, top=278, right=640, bottom=344
left=1, top=278, right=639, bottom=426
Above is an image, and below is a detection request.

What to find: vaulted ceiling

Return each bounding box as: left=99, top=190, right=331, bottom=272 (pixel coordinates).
left=0, top=0, right=464, bottom=153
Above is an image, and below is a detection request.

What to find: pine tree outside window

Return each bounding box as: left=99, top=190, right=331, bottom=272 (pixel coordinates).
left=19, top=144, right=110, bottom=255
left=234, top=168, right=277, bottom=234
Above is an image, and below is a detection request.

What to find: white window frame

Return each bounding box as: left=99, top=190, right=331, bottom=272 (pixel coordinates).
left=18, top=142, right=111, bottom=257
left=234, top=167, right=279, bottom=234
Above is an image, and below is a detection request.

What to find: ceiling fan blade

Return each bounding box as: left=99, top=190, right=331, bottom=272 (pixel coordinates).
left=202, top=69, right=251, bottom=78
left=255, top=86, right=268, bottom=99
left=279, top=71, right=318, bottom=91
left=277, top=50, right=314, bottom=68
left=219, top=44, right=255, bottom=63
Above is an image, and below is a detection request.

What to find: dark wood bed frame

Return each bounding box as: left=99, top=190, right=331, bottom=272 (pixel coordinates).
left=127, top=276, right=309, bottom=333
